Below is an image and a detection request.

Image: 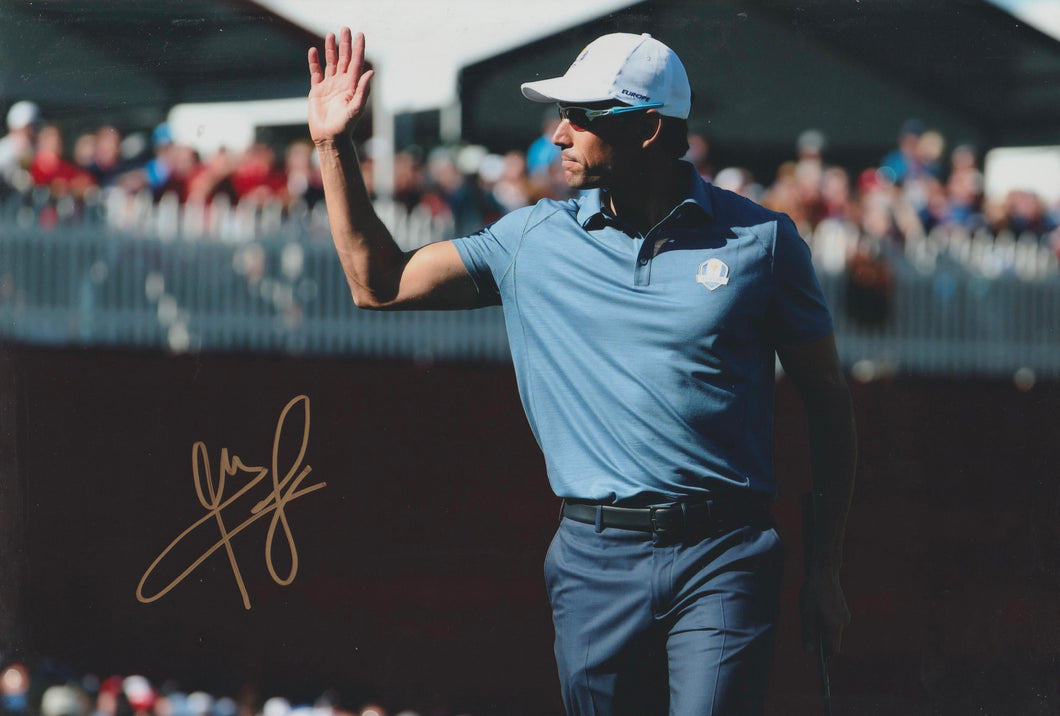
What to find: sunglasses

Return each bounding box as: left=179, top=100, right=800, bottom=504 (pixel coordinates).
left=557, top=102, right=664, bottom=131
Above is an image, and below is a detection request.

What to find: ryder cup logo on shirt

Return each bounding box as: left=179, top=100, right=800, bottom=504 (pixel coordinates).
left=696, top=258, right=730, bottom=291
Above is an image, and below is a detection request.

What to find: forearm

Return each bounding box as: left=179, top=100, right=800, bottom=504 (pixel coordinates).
left=315, top=136, right=406, bottom=307
left=804, top=378, right=857, bottom=575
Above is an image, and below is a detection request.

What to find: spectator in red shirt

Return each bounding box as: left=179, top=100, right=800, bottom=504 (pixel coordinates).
left=230, top=143, right=286, bottom=204
left=29, top=124, right=94, bottom=197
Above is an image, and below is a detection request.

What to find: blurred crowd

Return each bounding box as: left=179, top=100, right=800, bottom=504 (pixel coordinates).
left=0, top=661, right=473, bottom=716
left=2, top=100, right=1058, bottom=276
left=0, top=101, right=325, bottom=231
left=738, top=120, right=1060, bottom=276
left=736, top=120, right=1059, bottom=244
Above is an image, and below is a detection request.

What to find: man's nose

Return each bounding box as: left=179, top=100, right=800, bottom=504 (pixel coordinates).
left=552, top=119, right=572, bottom=147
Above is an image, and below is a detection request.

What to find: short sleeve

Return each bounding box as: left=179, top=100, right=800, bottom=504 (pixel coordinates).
left=771, top=216, right=834, bottom=345
left=450, top=206, right=532, bottom=306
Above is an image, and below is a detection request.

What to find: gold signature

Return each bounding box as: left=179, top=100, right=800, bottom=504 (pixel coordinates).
left=136, top=395, right=326, bottom=610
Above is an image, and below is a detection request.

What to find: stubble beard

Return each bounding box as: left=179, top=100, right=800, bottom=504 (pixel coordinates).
left=564, top=160, right=611, bottom=191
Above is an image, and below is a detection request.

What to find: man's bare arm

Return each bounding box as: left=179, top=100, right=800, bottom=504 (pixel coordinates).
left=777, top=332, right=857, bottom=657
left=308, top=28, right=480, bottom=310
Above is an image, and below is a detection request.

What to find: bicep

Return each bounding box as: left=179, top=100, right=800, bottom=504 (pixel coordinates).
left=379, top=240, right=483, bottom=310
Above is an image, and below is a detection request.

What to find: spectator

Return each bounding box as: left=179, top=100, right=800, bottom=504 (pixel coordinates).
left=421, top=146, right=505, bottom=235
left=144, top=123, right=178, bottom=196
left=40, top=685, right=87, bottom=716
left=72, top=132, right=98, bottom=177
left=29, top=124, right=94, bottom=198
left=357, top=138, right=381, bottom=201
left=793, top=128, right=827, bottom=224
left=488, top=150, right=532, bottom=212
left=796, top=128, right=826, bottom=162
left=713, top=165, right=756, bottom=200
left=880, top=118, right=926, bottom=185
left=450, top=145, right=505, bottom=236
left=120, top=678, right=155, bottom=716
left=811, top=166, right=860, bottom=275
left=185, top=146, right=237, bottom=205
left=683, top=132, right=712, bottom=180
left=949, top=142, right=978, bottom=176
left=525, top=109, right=560, bottom=176
left=115, top=123, right=180, bottom=199
left=762, top=162, right=810, bottom=233
left=901, top=128, right=944, bottom=214
left=919, top=176, right=952, bottom=233
left=156, top=144, right=203, bottom=202
left=229, top=143, right=286, bottom=205
left=282, top=140, right=325, bottom=208
left=0, top=100, right=39, bottom=193
left=90, top=677, right=131, bottom=716
left=916, top=130, right=945, bottom=179
left=918, top=142, right=987, bottom=233
left=527, top=151, right=575, bottom=203
left=945, top=145, right=984, bottom=227
left=944, top=173, right=985, bottom=231
left=89, top=126, right=133, bottom=187
left=819, top=166, right=857, bottom=224
left=1004, top=189, right=1056, bottom=239
left=391, top=148, right=425, bottom=212
left=857, top=167, right=922, bottom=247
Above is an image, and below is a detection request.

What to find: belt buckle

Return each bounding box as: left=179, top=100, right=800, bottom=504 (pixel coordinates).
left=649, top=504, right=683, bottom=534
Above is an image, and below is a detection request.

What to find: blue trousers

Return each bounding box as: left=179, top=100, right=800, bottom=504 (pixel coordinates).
left=544, top=513, right=784, bottom=716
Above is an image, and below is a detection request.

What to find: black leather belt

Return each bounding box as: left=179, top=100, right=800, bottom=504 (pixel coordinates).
left=562, top=496, right=771, bottom=535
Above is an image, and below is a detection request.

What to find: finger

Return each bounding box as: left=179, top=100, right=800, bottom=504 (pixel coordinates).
left=348, top=31, right=366, bottom=82
left=338, top=27, right=353, bottom=76
left=324, top=32, right=337, bottom=77
left=308, top=47, right=323, bottom=86
left=353, top=68, right=374, bottom=106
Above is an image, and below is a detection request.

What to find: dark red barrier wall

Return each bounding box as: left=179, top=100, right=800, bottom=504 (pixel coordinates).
left=1, top=345, right=1056, bottom=715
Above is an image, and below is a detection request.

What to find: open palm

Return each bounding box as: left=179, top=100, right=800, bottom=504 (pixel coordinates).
left=307, top=28, right=374, bottom=144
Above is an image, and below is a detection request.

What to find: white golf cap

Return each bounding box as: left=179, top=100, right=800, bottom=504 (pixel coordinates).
left=6, top=100, right=39, bottom=131
left=521, top=33, right=691, bottom=119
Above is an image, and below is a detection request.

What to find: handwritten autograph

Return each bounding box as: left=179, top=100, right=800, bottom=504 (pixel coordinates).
left=137, top=395, right=326, bottom=610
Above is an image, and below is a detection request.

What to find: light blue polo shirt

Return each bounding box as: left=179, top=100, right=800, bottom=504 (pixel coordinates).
left=451, top=164, right=833, bottom=503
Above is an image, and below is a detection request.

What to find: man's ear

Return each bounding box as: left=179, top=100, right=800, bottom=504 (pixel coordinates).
left=640, top=110, right=664, bottom=150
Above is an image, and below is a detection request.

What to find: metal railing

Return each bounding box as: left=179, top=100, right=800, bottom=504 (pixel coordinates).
left=823, top=265, right=1060, bottom=379
left=2, top=221, right=1059, bottom=378
left=0, top=224, right=509, bottom=360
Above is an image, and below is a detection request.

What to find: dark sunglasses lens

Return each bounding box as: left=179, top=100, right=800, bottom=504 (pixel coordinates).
left=559, top=107, right=591, bottom=128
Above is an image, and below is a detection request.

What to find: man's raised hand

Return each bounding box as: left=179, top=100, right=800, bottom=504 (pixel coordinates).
left=307, top=28, right=374, bottom=145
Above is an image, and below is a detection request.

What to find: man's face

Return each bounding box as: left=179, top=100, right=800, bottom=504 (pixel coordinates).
left=551, top=102, right=643, bottom=189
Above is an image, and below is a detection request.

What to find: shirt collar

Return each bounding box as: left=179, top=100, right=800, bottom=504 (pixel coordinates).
left=577, top=161, right=714, bottom=229
left=576, top=188, right=608, bottom=227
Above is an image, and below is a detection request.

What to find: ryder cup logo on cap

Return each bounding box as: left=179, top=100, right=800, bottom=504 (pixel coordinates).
left=521, top=33, right=692, bottom=119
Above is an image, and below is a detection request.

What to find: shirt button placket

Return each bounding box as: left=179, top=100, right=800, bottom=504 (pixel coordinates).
left=634, top=253, right=651, bottom=286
